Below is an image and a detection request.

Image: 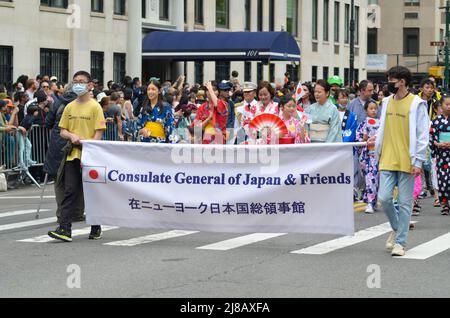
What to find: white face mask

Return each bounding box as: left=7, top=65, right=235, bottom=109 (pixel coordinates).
left=73, top=83, right=88, bottom=96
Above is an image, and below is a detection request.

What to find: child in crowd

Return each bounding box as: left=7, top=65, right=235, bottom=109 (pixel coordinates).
left=357, top=100, right=380, bottom=214
left=337, top=89, right=358, bottom=143
left=279, top=94, right=310, bottom=144
left=429, top=95, right=450, bottom=215
left=412, top=173, right=422, bottom=216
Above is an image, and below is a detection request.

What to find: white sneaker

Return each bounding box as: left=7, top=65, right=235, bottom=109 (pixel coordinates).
left=391, top=244, right=406, bottom=257
left=365, top=205, right=374, bottom=214
left=386, top=232, right=396, bottom=251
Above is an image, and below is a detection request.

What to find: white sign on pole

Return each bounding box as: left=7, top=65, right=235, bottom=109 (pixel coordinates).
left=366, top=54, right=388, bottom=71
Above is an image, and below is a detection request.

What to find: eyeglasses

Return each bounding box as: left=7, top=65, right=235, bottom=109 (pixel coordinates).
left=72, top=81, right=89, bottom=85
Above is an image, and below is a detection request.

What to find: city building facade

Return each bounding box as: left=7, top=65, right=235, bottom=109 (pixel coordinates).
left=367, top=0, right=446, bottom=84
left=0, top=0, right=367, bottom=89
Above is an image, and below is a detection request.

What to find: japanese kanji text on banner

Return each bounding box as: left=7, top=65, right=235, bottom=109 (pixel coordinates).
left=81, top=141, right=355, bottom=235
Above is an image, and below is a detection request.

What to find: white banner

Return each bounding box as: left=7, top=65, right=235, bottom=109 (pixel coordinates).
left=81, top=141, right=355, bottom=235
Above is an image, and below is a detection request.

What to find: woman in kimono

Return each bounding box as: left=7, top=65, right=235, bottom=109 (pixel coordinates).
left=137, top=80, right=175, bottom=143
left=305, top=79, right=342, bottom=143
left=429, top=95, right=450, bottom=215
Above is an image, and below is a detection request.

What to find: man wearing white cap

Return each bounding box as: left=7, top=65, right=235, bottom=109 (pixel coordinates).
left=231, top=82, right=257, bottom=144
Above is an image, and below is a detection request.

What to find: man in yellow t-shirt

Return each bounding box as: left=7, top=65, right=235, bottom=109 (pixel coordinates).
left=48, top=71, right=106, bottom=243
left=369, top=66, right=429, bottom=257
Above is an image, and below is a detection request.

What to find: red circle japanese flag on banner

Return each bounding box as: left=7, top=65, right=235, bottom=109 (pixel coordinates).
left=83, top=166, right=107, bottom=184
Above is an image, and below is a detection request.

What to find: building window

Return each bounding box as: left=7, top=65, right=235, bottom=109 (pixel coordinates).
left=323, top=0, right=329, bottom=41
left=355, top=69, right=359, bottom=83
left=404, top=28, right=420, bottom=55
left=195, top=0, right=204, bottom=24
left=404, top=0, right=420, bottom=6
left=269, top=63, right=275, bottom=83
left=215, top=61, right=230, bottom=82
left=40, top=0, right=68, bottom=8
left=91, top=51, right=104, bottom=86
left=91, top=0, right=103, bottom=13
left=113, top=53, right=126, bottom=84
left=344, top=3, right=350, bottom=44
left=0, top=46, right=13, bottom=91
left=312, top=66, right=318, bottom=83
left=355, top=6, right=360, bottom=45
left=323, top=67, right=329, bottom=81
left=216, top=0, right=229, bottom=28
left=40, top=48, right=69, bottom=84
left=312, top=0, right=318, bottom=40
left=245, top=0, right=251, bottom=31
left=159, top=0, right=169, bottom=20
left=368, top=28, right=378, bottom=54
left=245, top=62, right=252, bottom=82
left=344, top=68, right=349, bottom=85
left=257, top=0, right=263, bottom=31
left=269, top=0, right=275, bottom=31
left=286, top=64, right=299, bottom=83
left=334, top=67, right=339, bottom=76
left=334, top=1, right=339, bottom=43
left=287, top=0, right=298, bottom=37
left=195, top=61, right=203, bottom=85
left=143, top=0, right=147, bottom=18
left=114, top=0, right=126, bottom=15
left=257, top=63, right=263, bottom=83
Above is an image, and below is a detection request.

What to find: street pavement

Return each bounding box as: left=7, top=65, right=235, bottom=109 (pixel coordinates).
left=1, top=185, right=450, bottom=298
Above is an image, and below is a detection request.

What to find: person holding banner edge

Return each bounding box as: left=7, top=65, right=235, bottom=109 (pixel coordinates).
left=368, top=66, right=429, bottom=257
left=48, top=71, right=106, bottom=242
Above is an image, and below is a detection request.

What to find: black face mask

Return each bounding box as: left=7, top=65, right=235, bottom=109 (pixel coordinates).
left=388, top=82, right=399, bottom=95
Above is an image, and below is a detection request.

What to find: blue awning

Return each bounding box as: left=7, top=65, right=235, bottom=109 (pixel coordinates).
left=142, top=31, right=300, bottom=62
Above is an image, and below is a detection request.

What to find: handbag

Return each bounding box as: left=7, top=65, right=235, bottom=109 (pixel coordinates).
left=439, top=132, right=450, bottom=143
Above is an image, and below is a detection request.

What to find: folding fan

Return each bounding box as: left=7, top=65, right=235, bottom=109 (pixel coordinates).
left=249, top=114, right=288, bottom=136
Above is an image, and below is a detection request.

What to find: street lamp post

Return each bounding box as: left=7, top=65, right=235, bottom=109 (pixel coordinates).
left=441, top=0, right=450, bottom=92
left=445, top=1, right=450, bottom=92
left=349, top=0, right=355, bottom=87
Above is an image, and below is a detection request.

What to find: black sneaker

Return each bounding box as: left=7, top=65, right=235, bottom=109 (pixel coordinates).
left=89, top=226, right=102, bottom=240
left=48, top=227, right=72, bottom=242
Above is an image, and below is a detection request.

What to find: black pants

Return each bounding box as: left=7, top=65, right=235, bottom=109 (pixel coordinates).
left=59, top=159, right=98, bottom=231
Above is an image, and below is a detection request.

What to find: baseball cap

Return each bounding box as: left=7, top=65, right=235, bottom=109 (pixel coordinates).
left=96, top=92, right=107, bottom=103
left=242, top=82, right=257, bottom=92
left=4, top=99, right=14, bottom=108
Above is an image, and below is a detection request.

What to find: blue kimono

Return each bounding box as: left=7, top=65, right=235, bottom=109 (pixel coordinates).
left=137, top=102, right=175, bottom=143
left=340, top=109, right=358, bottom=143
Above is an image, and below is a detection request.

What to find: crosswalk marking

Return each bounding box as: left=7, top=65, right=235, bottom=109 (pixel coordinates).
left=0, top=217, right=56, bottom=232
left=0, top=209, right=50, bottom=218
left=397, top=232, right=450, bottom=260
left=291, top=222, right=418, bottom=255
left=196, top=233, right=287, bottom=251
left=0, top=196, right=56, bottom=200
left=104, top=230, right=199, bottom=247
left=17, top=226, right=120, bottom=243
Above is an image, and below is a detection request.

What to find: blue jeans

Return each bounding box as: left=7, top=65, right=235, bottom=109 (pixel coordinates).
left=378, top=171, right=415, bottom=247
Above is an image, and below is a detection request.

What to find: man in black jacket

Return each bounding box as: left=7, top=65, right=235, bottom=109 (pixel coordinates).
left=44, top=84, right=85, bottom=223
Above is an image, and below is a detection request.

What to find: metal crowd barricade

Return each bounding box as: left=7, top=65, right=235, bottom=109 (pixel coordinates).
left=0, top=131, right=20, bottom=172
left=28, top=124, right=51, bottom=167
left=103, top=121, right=119, bottom=141
left=0, top=125, right=51, bottom=189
